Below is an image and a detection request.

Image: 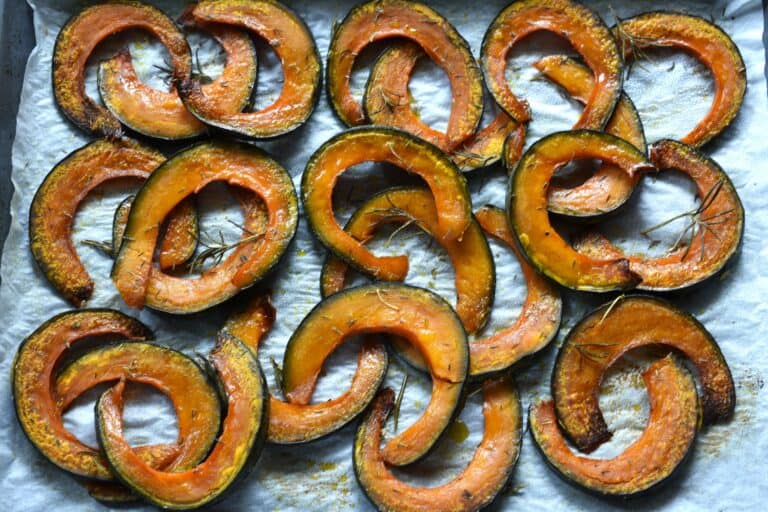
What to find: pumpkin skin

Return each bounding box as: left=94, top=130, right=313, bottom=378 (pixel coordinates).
left=552, top=295, right=733, bottom=453
left=482, top=0, right=622, bottom=129
left=613, top=11, right=746, bottom=147
left=52, top=1, right=191, bottom=138
left=354, top=374, right=522, bottom=512
left=282, top=284, right=469, bottom=467
left=532, top=355, right=700, bottom=497
left=327, top=0, right=483, bottom=150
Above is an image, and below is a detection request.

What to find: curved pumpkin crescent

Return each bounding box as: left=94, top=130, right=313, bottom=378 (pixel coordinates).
left=52, top=0, right=191, bottom=138
left=482, top=0, right=622, bottom=129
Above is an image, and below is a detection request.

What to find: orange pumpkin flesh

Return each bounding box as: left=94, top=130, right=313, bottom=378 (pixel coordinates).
left=552, top=296, right=733, bottom=453
left=614, top=12, right=746, bottom=147
left=320, top=187, right=494, bottom=335
left=180, top=0, right=321, bottom=138
left=52, top=1, right=191, bottom=138
left=302, top=128, right=472, bottom=282
left=282, top=284, right=468, bottom=466
left=222, top=294, right=389, bottom=445
left=354, top=374, right=522, bottom=512
left=482, top=0, right=622, bottom=129
left=535, top=55, right=647, bottom=217
left=327, top=0, right=483, bottom=150
left=508, top=130, right=654, bottom=292
left=574, top=140, right=744, bottom=291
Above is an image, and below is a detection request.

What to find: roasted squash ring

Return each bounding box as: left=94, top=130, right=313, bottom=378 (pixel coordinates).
left=282, top=284, right=469, bottom=466
left=320, top=187, right=494, bottom=335
left=96, top=333, right=268, bottom=509
left=222, top=294, right=389, bottom=445
left=532, top=354, right=700, bottom=497
left=574, top=142, right=744, bottom=291
left=508, top=130, right=655, bottom=292
left=327, top=0, right=483, bottom=150
left=482, top=0, right=622, bottom=129
left=552, top=295, right=733, bottom=453
left=354, top=374, right=522, bottom=512
left=179, top=0, right=321, bottom=139
left=614, top=11, right=746, bottom=147
left=52, top=0, right=191, bottom=138
left=98, top=14, right=257, bottom=141
left=302, top=128, right=472, bottom=282
left=29, top=139, right=197, bottom=307
left=534, top=55, right=647, bottom=217
left=112, top=141, right=298, bottom=313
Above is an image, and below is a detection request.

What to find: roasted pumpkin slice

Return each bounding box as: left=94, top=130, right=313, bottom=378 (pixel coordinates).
left=178, top=0, right=321, bottom=139
left=111, top=195, right=135, bottom=259
left=96, top=333, right=268, bottom=509
left=222, top=294, right=389, bottom=444
left=552, top=295, right=733, bottom=453
left=303, top=128, right=472, bottom=282
left=112, top=141, right=298, bottom=313
left=614, top=12, right=746, bottom=147
left=365, top=41, right=524, bottom=171
left=574, top=140, right=744, bottom=291
left=320, top=187, right=494, bottom=335
left=482, top=0, right=622, bottom=129
left=327, top=0, right=483, bottom=150
left=532, top=355, right=700, bottom=497
left=534, top=55, right=647, bottom=217
left=508, top=130, right=654, bottom=292
left=355, top=374, right=522, bottom=512
left=29, top=139, right=197, bottom=306
left=52, top=0, right=191, bottom=138
left=282, top=284, right=468, bottom=466
left=98, top=14, right=257, bottom=140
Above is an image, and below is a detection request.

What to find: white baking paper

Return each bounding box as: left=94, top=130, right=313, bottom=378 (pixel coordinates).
left=1, top=0, right=767, bottom=510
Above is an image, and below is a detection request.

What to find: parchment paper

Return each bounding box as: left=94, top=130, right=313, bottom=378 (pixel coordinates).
left=1, top=0, right=767, bottom=510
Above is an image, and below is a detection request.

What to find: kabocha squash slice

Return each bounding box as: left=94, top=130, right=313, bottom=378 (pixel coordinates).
left=96, top=333, right=268, bottom=510
left=354, top=374, right=522, bottom=512
left=112, top=141, right=298, bottom=313
left=320, top=187, right=495, bottom=335
left=222, top=294, right=389, bottom=445
left=552, top=295, right=733, bottom=453
left=327, top=0, right=483, bottom=150
left=534, top=55, right=647, bottom=217
left=282, top=284, right=468, bottom=466
left=507, top=130, right=654, bottom=292
left=613, top=11, right=746, bottom=147
left=111, top=195, right=135, bottom=259
left=98, top=14, right=257, bottom=141
left=481, top=0, right=622, bottom=129
left=302, top=128, right=472, bottom=282
left=574, top=140, right=744, bottom=291
left=52, top=1, right=191, bottom=138
left=179, top=0, right=321, bottom=139
left=532, top=355, right=700, bottom=497
left=29, top=139, right=198, bottom=306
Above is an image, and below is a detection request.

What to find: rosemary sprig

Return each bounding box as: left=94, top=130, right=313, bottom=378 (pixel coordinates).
left=609, top=6, right=658, bottom=78
left=153, top=47, right=214, bottom=86
left=599, top=294, right=625, bottom=325
left=81, top=239, right=114, bottom=256
left=393, top=373, right=409, bottom=432
left=188, top=222, right=265, bottom=273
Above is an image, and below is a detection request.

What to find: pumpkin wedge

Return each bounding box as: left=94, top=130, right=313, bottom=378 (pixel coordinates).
left=482, top=0, right=622, bottom=129
left=574, top=140, right=744, bottom=291
left=179, top=0, right=321, bottom=138
left=614, top=11, right=746, bottom=147
left=552, top=295, right=733, bottom=453
left=534, top=55, right=647, bottom=217
left=355, top=374, right=522, bottom=512
left=508, top=130, right=655, bottom=292
left=532, top=355, right=700, bottom=496
left=282, top=284, right=468, bottom=466
left=303, top=128, right=472, bottom=282
left=320, top=187, right=494, bottom=335
left=96, top=333, right=268, bottom=509
left=112, top=141, right=298, bottom=313
left=327, top=0, right=483, bottom=150
left=53, top=0, right=191, bottom=138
